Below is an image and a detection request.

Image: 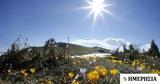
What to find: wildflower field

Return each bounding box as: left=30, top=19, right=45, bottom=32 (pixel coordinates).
left=1, top=54, right=160, bottom=84
left=0, top=39, right=160, bottom=84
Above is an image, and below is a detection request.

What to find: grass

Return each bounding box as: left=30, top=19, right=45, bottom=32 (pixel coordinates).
left=0, top=55, right=156, bottom=84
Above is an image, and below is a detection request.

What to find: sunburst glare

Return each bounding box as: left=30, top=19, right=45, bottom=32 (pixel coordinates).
left=82, top=0, right=112, bottom=25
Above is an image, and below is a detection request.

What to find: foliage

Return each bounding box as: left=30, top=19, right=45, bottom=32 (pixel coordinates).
left=148, top=40, right=160, bottom=58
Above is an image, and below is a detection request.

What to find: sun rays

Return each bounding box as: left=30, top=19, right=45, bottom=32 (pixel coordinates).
left=82, top=0, right=112, bottom=25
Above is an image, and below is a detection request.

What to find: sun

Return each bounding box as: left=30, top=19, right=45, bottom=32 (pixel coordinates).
left=82, top=0, right=111, bottom=25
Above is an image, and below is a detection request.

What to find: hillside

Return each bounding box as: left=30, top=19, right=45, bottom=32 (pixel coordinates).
left=55, top=42, right=111, bottom=55
left=28, top=42, right=111, bottom=56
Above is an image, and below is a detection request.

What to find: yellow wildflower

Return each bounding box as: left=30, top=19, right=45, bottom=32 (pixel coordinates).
left=30, top=68, right=36, bottom=74
left=99, top=67, right=107, bottom=77
left=131, top=61, right=136, bottom=67
left=112, top=60, right=116, bottom=63
left=140, top=64, right=145, bottom=70
left=73, top=81, right=79, bottom=84
left=87, top=70, right=99, bottom=82
left=151, top=70, right=156, bottom=74
left=95, top=66, right=107, bottom=77
left=20, top=69, right=27, bottom=74
left=118, top=60, right=123, bottom=64
left=110, top=69, right=119, bottom=76
left=68, top=72, right=75, bottom=79
left=24, top=73, right=28, bottom=77
left=20, top=69, right=28, bottom=77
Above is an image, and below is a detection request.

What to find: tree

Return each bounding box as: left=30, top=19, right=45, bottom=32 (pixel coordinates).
left=114, top=48, right=120, bottom=56
left=148, top=40, right=160, bottom=58
left=128, top=44, right=140, bottom=61
left=123, top=44, right=127, bottom=54
left=44, top=38, right=56, bottom=48
left=129, top=44, right=134, bottom=52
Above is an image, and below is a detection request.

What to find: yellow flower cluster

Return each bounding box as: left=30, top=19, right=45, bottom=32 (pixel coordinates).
left=151, top=70, right=160, bottom=74
left=110, top=56, right=124, bottom=64
left=131, top=60, right=141, bottom=67
left=20, top=67, right=36, bottom=77
left=20, top=69, right=28, bottom=77
left=87, top=70, right=99, bottom=82
left=87, top=65, right=120, bottom=83
left=112, top=59, right=123, bottom=64
left=130, top=60, right=147, bottom=70
left=95, top=66, right=107, bottom=77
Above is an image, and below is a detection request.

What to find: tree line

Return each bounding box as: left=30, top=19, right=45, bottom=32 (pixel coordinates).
left=112, top=40, right=160, bottom=60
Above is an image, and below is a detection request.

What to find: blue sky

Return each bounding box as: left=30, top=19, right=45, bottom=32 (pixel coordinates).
left=0, top=0, right=160, bottom=51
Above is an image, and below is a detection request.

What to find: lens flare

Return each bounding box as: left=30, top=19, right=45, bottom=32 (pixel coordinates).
left=82, top=0, right=112, bottom=25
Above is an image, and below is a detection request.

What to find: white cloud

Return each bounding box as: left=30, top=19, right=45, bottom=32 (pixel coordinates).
left=71, top=38, right=150, bottom=51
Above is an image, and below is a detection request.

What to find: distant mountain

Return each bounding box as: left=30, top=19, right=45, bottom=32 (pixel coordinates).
left=33, top=42, right=111, bottom=56
left=56, top=42, right=111, bottom=55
